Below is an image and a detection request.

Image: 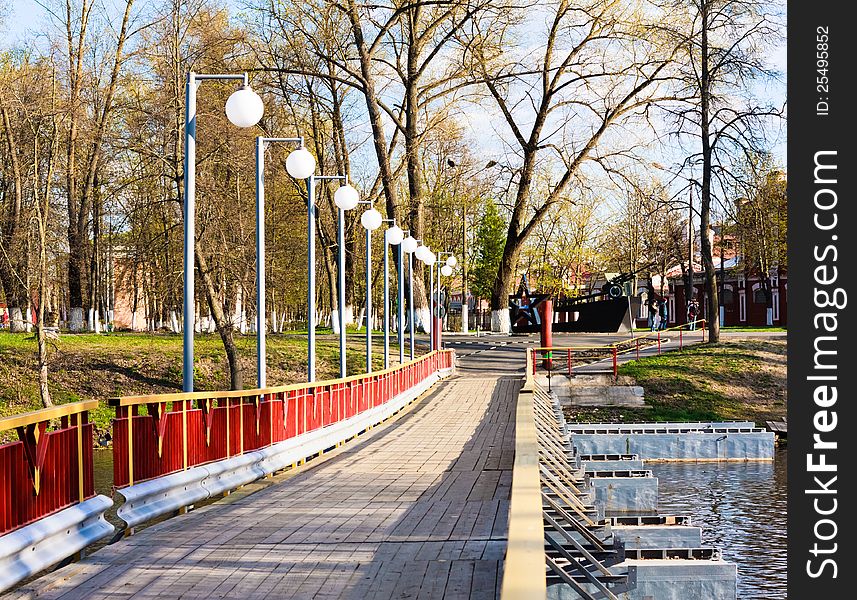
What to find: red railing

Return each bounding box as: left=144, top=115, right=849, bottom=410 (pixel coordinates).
left=530, top=320, right=707, bottom=380
left=111, top=350, right=455, bottom=488
left=0, top=401, right=98, bottom=535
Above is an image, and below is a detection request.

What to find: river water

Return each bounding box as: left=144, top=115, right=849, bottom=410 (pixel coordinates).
left=648, top=446, right=788, bottom=599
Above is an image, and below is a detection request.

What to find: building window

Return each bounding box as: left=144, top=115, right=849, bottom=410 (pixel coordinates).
left=772, top=289, right=780, bottom=321
left=722, top=286, right=734, bottom=306
left=753, top=286, right=767, bottom=304
left=739, top=291, right=746, bottom=321
left=669, top=296, right=675, bottom=323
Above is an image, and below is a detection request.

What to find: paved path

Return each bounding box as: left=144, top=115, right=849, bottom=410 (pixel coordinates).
left=9, top=360, right=519, bottom=600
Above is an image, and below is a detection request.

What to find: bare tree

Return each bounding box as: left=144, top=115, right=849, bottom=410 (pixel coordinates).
left=654, top=0, right=782, bottom=341
left=466, top=0, right=679, bottom=331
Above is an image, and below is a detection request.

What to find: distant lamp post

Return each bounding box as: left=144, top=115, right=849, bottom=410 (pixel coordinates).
left=183, top=72, right=263, bottom=393
left=360, top=205, right=383, bottom=372
left=436, top=252, right=456, bottom=349
left=401, top=235, right=419, bottom=359
left=332, top=180, right=360, bottom=377
left=381, top=221, right=404, bottom=368
left=255, top=136, right=314, bottom=389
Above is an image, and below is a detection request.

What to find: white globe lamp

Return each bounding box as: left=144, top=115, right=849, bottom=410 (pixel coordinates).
left=225, top=86, right=264, bottom=128
left=445, top=255, right=457, bottom=267
left=402, top=236, right=418, bottom=254
left=361, top=207, right=383, bottom=230
left=333, top=184, right=359, bottom=210
left=386, top=225, right=404, bottom=245
left=424, top=251, right=436, bottom=266
left=285, top=147, right=316, bottom=179
left=441, top=264, right=453, bottom=277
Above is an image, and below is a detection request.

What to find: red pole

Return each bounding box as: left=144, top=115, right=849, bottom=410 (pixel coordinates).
left=679, top=328, right=683, bottom=350
left=567, top=349, right=572, bottom=377
left=433, top=316, right=442, bottom=351
left=702, top=320, right=707, bottom=343
left=657, top=331, right=661, bottom=355
left=539, top=299, right=554, bottom=370
left=636, top=339, right=640, bottom=361
left=612, top=346, right=618, bottom=381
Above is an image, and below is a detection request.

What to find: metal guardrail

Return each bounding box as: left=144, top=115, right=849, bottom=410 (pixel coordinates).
left=0, top=495, right=114, bottom=592
left=110, top=350, right=454, bottom=488
left=0, top=401, right=112, bottom=593
left=115, top=368, right=449, bottom=527
left=0, top=400, right=100, bottom=535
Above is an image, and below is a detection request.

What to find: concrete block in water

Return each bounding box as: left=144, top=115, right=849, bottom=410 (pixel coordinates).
left=548, top=560, right=737, bottom=600
left=612, top=525, right=703, bottom=549
left=588, top=473, right=658, bottom=513
left=581, top=458, right=645, bottom=472
left=569, top=431, right=775, bottom=460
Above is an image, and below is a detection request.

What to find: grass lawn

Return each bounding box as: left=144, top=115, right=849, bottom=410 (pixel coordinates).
left=565, top=339, right=787, bottom=426
left=722, top=326, right=787, bottom=332
left=0, top=330, right=420, bottom=439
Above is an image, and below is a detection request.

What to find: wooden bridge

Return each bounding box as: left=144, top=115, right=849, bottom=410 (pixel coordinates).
left=2, top=344, right=530, bottom=600
left=1, top=330, right=716, bottom=600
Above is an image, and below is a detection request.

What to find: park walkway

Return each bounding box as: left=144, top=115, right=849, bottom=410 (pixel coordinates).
left=7, top=369, right=520, bottom=599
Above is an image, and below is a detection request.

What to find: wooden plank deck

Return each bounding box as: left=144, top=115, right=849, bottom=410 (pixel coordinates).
left=8, top=374, right=519, bottom=600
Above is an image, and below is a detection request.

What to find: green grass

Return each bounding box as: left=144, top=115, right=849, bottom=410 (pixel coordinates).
left=565, top=340, right=787, bottom=425
left=722, top=325, right=786, bottom=332
left=0, top=331, right=420, bottom=440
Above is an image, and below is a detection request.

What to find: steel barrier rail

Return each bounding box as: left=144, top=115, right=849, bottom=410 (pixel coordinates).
left=0, top=401, right=100, bottom=535
left=0, top=401, right=114, bottom=593
left=111, top=350, right=456, bottom=528
left=110, top=350, right=454, bottom=487
left=501, top=349, right=547, bottom=600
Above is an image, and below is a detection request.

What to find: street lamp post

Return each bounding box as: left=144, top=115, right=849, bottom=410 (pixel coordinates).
left=380, top=220, right=404, bottom=368
left=327, top=179, right=359, bottom=379
left=398, top=231, right=409, bottom=364
left=401, top=234, right=419, bottom=360
left=359, top=204, right=383, bottom=372
left=183, top=72, right=263, bottom=393
left=437, top=253, right=456, bottom=349
left=255, top=137, right=315, bottom=389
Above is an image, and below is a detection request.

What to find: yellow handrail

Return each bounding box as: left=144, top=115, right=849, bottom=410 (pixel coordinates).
left=501, top=346, right=547, bottom=599
left=109, top=350, right=444, bottom=407
left=0, top=400, right=100, bottom=433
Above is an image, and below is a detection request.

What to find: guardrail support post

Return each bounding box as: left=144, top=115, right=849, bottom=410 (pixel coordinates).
left=657, top=331, right=661, bottom=355
left=679, top=327, right=683, bottom=350
left=566, top=349, right=571, bottom=378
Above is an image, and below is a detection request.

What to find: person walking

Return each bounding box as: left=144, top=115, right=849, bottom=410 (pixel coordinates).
left=649, top=299, right=658, bottom=331
left=659, top=298, right=669, bottom=330
left=687, top=300, right=698, bottom=330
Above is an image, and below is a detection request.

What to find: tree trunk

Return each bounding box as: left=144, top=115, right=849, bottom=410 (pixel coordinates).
left=699, top=1, right=719, bottom=342
left=195, top=243, right=243, bottom=390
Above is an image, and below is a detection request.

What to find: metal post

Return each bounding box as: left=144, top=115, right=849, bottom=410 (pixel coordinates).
left=408, top=252, right=415, bottom=360
left=338, top=207, right=346, bottom=378
left=657, top=331, right=661, bottom=355
left=365, top=227, right=372, bottom=373
left=383, top=233, right=390, bottom=369
left=398, top=243, right=405, bottom=364
left=182, top=72, right=197, bottom=393
left=429, top=263, right=435, bottom=351
left=255, top=137, right=266, bottom=388
left=307, top=175, right=316, bottom=382
left=612, top=346, right=618, bottom=381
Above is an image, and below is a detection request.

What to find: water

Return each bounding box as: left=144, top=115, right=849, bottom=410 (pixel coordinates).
left=648, top=447, right=787, bottom=599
